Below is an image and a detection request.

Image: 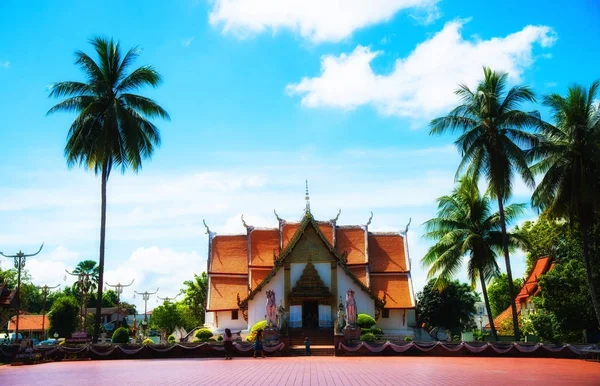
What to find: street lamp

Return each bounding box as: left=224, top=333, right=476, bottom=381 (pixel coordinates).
left=157, top=293, right=180, bottom=304
left=478, top=315, right=483, bottom=331
left=65, top=269, right=94, bottom=333
left=35, top=283, right=60, bottom=340
left=134, top=288, right=158, bottom=338
left=0, top=244, right=44, bottom=344
left=105, top=279, right=134, bottom=328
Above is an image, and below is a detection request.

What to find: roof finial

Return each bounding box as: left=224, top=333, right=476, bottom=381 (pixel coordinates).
left=305, top=179, right=311, bottom=213
left=241, top=214, right=249, bottom=229
left=366, top=211, right=373, bottom=226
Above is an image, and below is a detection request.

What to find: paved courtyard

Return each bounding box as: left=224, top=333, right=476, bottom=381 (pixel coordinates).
left=0, top=356, right=598, bottom=386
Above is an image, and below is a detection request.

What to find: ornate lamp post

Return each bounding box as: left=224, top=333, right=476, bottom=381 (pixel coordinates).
left=157, top=293, right=179, bottom=304
left=478, top=315, right=483, bottom=331
left=35, top=283, right=60, bottom=340
left=0, top=244, right=44, bottom=344
left=105, top=279, right=134, bottom=328
left=65, top=269, right=93, bottom=333
left=134, top=288, right=158, bottom=338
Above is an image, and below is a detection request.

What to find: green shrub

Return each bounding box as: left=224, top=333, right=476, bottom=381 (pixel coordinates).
left=168, top=335, right=176, bottom=343
left=194, top=328, right=214, bottom=341
left=357, top=314, right=376, bottom=329
left=207, top=338, right=217, bottom=342
left=404, top=336, right=413, bottom=342
left=360, top=332, right=376, bottom=342
left=112, top=327, right=130, bottom=344
left=143, top=338, right=154, bottom=345
left=246, top=335, right=255, bottom=342
left=361, top=327, right=384, bottom=336
left=217, top=335, right=223, bottom=342
left=192, top=337, right=201, bottom=343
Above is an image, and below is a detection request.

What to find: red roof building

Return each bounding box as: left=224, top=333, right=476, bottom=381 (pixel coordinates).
left=487, top=256, right=554, bottom=330
left=204, top=200, right=416, bottom=337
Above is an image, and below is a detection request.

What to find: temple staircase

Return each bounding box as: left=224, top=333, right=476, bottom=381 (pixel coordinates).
left=289, top=328, right=334, bottom=356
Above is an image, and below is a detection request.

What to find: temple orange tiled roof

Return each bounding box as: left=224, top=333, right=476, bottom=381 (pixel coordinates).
left=370, top=275, right=414, bottom=308
left=317, top=223, right=334, bottom=245
left=349, top=266, right=368, bottom=286
left=336, top=227, right=366, bottom=265
left=515, top=256, right=553, bottom=303
left=282, top=223, right=300, bottom=249
left=250, top=269, right=269, bottom=290
left=486, top=256, right=554, bottom=329
left=208, top=276, right=248, bottom=311
left=249, top=229, right=278, bottom=267
left=210, top=235, right=248, bottom=274
left=368, top=234, right=407, bottom=272
left=8, top=315, right=49, bottom=331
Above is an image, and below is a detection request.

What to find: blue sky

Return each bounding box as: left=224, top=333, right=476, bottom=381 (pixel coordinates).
left=1, top=0, right=599, bottom=312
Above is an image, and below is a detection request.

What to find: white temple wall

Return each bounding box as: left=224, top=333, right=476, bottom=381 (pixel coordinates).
left=247, top=269, right=285, bottom=329
left=290, top=263, right=305, bottom=287
left=212, top=311, right=247, bottom=333
left=336, top=269, right=374, bottom=317
left=314, top=263, right=331, bottom=288
left=204, top=311, right=215, bottom=328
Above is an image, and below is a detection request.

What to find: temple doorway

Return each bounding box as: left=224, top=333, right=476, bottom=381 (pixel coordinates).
left=303, top=301, right=318, bottom=329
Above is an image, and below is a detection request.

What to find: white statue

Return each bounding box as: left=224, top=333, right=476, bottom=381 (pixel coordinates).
left=345, top=289, right=357, bottom=328
left=266, top=290, right=277, bottom=328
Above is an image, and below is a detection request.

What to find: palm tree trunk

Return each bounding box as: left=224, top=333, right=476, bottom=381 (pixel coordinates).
left=479, top=274, right=498, bottom=341
left=582, top=226, right=600, bottom=328
left=93, top=162, right=108, bottom=343
left=496, top=194, right=521, bottom=341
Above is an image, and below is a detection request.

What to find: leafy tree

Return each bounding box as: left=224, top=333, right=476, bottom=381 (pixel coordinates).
left=48, top=296, right=79, bottom=338
left=533, top=259, right=598, bottom=342
left=529, top=81, right=600, bottom=326
left=430, top=67, right=540, bottom=340
left=514, top=214, right=572, bottom=272
left=151, top=301, right=184, bottom=334
left=47, top=37, right=170, bottom=342
left=416, top=279, right=479, bottom=335
left=87, top=289, right=119, bottom=308
left=487, top=274, right=524, bottom=317
left=72, top=260, right=99, bottom=293
left=182, top=272, right=208, bottom=326
left=422, top=176, right=527, bottom=340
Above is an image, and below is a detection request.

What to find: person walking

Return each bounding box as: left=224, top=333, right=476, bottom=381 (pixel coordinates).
left=223, top=328, right=233, bottom=360
left=304, top=336, right=311, bottom=356
left=253, top=329, right=265, bottom=358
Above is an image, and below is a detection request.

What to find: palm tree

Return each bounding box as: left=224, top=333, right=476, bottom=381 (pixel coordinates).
left=429, top=67, right=539, bottom=340
left=530, top=81, right=600, bottom=326
left=422, top=177, right=527, bottom=341
left=47, top=37, right=170, bottom=342
left=72, top=259, right=100, bottom=294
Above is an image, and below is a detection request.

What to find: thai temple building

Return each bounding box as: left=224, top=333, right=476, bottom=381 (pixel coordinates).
left=487, top=256, right=554, bottom=329
left=203, top=184, right=416, bottom=338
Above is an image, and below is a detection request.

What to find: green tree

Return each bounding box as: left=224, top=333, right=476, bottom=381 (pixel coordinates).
left=530, top=81, right=600, bottom=327
left=151, top=300, right=184, bottom=334
left=487, top=274, right=524, bottom=317
left=182, top=272, right=208, bottom=326
left=48, top=37, right=170, bottom=342
left=416, top=279, right=479, bottom=335
left=430, top=67, right=540, bottom=340
left=422, top=177, right=527, bottom=341
left=72, top=260, right=99, bottom=294
left=48, top=296, right=80, bottom=338
left=514, top=213, right=572, bottom=272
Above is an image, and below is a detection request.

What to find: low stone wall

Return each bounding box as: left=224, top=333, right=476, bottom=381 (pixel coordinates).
left=1, top=341, right=287, bottom=363
left=335, top=340, right=593, bottom=359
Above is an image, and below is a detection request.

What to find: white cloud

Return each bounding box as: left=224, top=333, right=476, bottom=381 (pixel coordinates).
left=208, top=0, right=440, bottom=43
left=286, top=20, right=557, bottom=118
left=181, top=37, right=195, bottom=47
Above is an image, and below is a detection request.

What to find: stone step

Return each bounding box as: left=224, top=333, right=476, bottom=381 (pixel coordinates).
left=290, top=345, right=335, bottom=357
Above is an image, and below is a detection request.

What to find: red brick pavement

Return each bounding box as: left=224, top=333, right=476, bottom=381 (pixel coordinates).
left=0, top=357, right=598, bottom=386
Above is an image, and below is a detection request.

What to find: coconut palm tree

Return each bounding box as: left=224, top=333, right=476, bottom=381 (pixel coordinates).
left=47, top=37, right=170, bottom=342
left=422, top=177, right=527, bottom=341
left=530, top=81, right=600, bottom=326
left=429, top=67, right=539, bottom=340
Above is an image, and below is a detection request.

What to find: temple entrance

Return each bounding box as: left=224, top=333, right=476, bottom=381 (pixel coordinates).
left=302, top=301, right=318, bottom=329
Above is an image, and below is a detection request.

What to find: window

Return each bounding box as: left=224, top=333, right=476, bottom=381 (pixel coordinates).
left=382, top=309, right=390, bottom=318
left=231, top=310, right=238, bottom=320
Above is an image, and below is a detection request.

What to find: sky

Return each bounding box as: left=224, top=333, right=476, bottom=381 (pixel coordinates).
left=1, top=0, right=599, bottom=313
